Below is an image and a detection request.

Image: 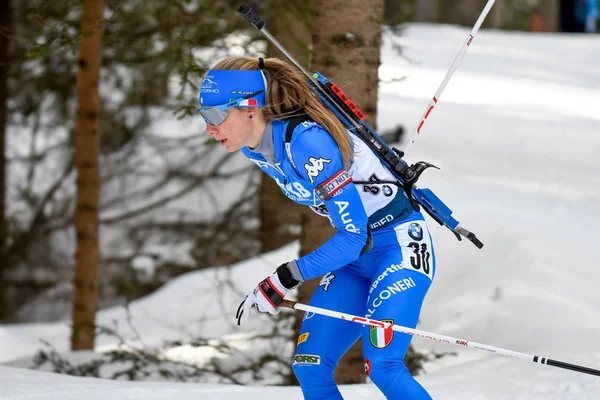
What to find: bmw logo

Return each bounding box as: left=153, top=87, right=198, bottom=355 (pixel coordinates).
left=408, top=223, right=423, bottom=241
left=382, top=185, right=393, bottom=197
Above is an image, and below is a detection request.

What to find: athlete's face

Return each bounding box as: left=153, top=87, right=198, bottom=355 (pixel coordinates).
left=205, top=108, right=264, bottom=152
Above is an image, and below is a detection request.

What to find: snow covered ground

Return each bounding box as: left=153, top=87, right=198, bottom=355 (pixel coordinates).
left=1, top=23, right=600, bottom=399
left=2, top=356, right=600, bottom=399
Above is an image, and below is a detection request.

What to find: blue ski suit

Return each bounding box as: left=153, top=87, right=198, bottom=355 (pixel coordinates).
left=242, top=118, right=435, bottom=399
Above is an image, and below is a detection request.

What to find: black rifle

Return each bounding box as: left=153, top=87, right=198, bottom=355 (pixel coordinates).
left=237, top=5, right=483, bottom=249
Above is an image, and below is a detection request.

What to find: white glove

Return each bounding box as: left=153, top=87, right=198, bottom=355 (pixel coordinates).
left=236, top=263, right=301, bottom=325
left=236, top=272, right=287, bottom=325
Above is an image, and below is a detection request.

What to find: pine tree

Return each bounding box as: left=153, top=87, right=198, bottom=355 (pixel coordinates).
left=72, top=0, right=105, bottom=350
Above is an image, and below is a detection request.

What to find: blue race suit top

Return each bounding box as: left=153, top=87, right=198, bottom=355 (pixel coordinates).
left=242, top=119, right=415, bottom=281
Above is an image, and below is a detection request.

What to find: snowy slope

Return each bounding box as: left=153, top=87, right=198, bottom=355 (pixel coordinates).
left=378, top=24, right=600, bottom=368
left=2, top=356, right=600, bottom=399
left=1, top=23, right=600, bottom=399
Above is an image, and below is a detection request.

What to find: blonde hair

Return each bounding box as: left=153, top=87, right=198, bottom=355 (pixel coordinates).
left=210, top=56, right=354, bottom=168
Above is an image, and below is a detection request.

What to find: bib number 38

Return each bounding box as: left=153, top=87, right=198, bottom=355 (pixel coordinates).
left=408, top=242, right=431, bottom=275
left=396, top=220, right=434, bottom=280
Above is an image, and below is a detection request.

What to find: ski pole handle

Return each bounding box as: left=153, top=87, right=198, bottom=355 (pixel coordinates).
left=280, top=299, right=600, bottom=377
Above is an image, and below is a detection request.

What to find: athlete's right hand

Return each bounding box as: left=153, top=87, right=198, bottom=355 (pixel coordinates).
left=235, top=263, right=302, bottom=325
left=236, top=271, right=288, bottom=325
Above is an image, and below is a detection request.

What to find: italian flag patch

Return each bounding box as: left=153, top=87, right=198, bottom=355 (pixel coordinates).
left=239, top=98, right=257, bottom=106
left=369, top=320, right=394, bottom=348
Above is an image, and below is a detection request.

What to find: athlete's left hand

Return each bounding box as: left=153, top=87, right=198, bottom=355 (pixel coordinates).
left=236, top=263, right=301, bottom=325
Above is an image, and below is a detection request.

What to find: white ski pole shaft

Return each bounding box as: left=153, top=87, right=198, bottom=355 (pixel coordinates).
left=402, top=0, right=496, bottom=155
left=280, top=299, right=600, bottom=377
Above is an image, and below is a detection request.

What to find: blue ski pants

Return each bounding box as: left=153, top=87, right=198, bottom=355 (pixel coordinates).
left=292, top=215, right=435, bottom=399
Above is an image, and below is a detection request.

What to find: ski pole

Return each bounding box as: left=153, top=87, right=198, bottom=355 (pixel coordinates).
left=402, top=0, right=496, bottom=155
left=280, top=299, right=600, bottom=377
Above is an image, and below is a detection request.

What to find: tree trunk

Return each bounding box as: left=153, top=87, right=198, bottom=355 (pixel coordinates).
left=0, top=0, right=11, bottom=322
left=414, top=0, right=440, bottom=23
left=71, top=0, right=104, bottom=351
left=312, top=0, right=382, bottom=129
left=260, top=0, right=310, bottom=254
left=309, top=0, right=384, bottom=384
